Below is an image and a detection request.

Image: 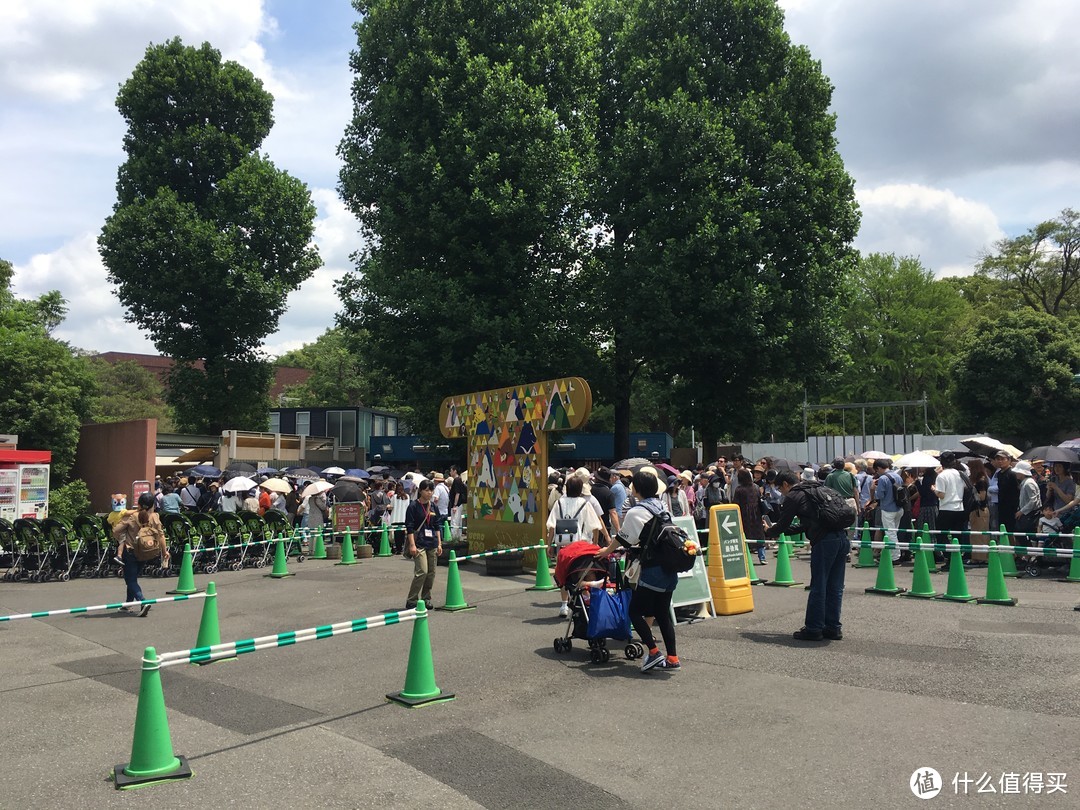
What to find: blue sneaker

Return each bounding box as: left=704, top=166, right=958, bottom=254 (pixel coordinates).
left=641, top=649, right=665, bottom=672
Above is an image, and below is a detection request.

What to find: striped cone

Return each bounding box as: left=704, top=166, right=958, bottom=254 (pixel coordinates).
left=938, top=536, right=977, bottom=603
left=436, top=551, right=474, bottom=611
left=978, top=540, right=1017, bottom=606
left=999, top=525, right=1021, bottom=578
left=113, top=647, right=192, bottom=789
left=310, top=528, right=327, bottom=560
left=901, top=541, right=937, bottom=599
left=387, top=601, right=455, bottom=707
left=764, top=537, right=802, bottom=587
left=336, top=528, right=359, bottom=566
left=865, top=539, right=905, bottom=595
left=745, top=542, right=767, bottom=585
left=528, top=545, right=559, bottom=591
left=853, top=523, right=876, bottom=568
left=266, top=537, right=294, bottom=578
left=375, top=523, right=393, bottom=557
left=166, top=543, right=200, bottom=595
left=1057, top=528, right=1080, bottom=582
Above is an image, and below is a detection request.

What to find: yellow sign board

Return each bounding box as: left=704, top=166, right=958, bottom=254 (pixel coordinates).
left=706, top=504, right=755, bottom=615
left=440, top=377, right=592, bottom=554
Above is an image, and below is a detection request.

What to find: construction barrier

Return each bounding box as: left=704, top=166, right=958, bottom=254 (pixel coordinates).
left=0, top=592, right=207, bottom=622
left=454, top=543, right=546, bottom=561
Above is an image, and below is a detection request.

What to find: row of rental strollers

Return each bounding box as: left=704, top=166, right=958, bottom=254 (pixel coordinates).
left=0, top=510, right=307, bottom=583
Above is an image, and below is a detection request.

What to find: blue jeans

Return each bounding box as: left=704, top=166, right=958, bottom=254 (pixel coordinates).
left=122, top=549, right=144, bottom=603
left=805, top=530, right=847, bottom=633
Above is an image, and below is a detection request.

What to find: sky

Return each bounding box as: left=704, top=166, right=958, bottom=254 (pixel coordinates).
left=3, top=0, right=1079, bottom=358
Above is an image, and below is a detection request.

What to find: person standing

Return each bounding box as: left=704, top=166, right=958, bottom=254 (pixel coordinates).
left=448, top=468, right=468, bottom=540
left=159, top=484, right=182, bottom=515
left=610, top=469, right=629, bottom=518
left=404, top=479, right=443, bottom=609
left=390, top=481, right=410, bottom=554
left=994, top=452, right=1020, bottom=534
left=765, top=470, right=847, bottom=641
left=547, top=475, right=603, bottom=617
left=112, top=492, right=170, bottom=617
left=733, top=469, right=766, bottom=564
left=933, top=452, right=967, bottom=537
left=1014, top=461, right=1043, bottom=546
left=870, top=460, right=903, bottom=562
left=596, top=469, right=681, bottom=672
left=824, top=457, right=860, bottom=552
left=432, top=473, right=451, bottom=519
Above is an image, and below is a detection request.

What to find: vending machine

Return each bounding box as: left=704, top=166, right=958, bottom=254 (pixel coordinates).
left=0, top=449, right=51, bottom=520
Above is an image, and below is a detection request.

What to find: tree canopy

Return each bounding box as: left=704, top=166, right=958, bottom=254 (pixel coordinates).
left=99, top=38, right=322, bottom=434
left=0, top=260, right=96, bottom=480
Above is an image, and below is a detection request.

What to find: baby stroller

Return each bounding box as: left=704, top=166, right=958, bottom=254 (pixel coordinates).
left=552, top=541, right=645, bottom=663
left=0, top=518, right=24, bottom=581
left=1022, top=522, right=1073, bottom=578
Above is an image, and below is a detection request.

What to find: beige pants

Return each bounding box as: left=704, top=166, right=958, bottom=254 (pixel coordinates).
left=407, top=548, right=438, bottom=606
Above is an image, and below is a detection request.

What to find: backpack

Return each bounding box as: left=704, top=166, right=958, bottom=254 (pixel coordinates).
left=134, top=519, right=164, bottom=561
left=553, top=499, right=588, bottom=546
left=959, top=472, right=977, bottom=515
left=805, top=482, right=857, bottom=531
left=886, top=471, right=908, bottom=511
left=638, top=503, right=697, bottom=574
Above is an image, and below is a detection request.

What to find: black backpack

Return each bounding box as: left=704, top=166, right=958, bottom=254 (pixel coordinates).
left=889, top=472, right=909, bottom=511
left=805, top=482, right=857, bottom=531
left=638, top=503, right=697, bottom=574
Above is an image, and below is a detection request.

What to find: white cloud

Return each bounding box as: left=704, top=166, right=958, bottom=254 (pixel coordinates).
left=855, top=184, right=1006, bottom=276
left=10, top=187, right=363, bottom=357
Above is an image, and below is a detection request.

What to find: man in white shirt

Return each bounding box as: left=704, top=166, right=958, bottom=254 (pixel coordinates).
left=432, top=472, right=451, bottom=518
left=933, top=451, right=967, bottom=537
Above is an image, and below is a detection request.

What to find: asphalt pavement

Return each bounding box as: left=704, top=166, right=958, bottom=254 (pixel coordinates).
left=2, top=548, right=1079, bottom=809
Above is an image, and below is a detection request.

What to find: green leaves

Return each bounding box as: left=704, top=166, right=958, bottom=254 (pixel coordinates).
left=99, top=38, right=321, bottom=433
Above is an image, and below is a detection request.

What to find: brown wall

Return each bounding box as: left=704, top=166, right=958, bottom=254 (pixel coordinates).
left=73, top=420, right=157, bottom=512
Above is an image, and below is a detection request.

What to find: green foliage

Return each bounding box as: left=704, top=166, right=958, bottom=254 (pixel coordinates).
left=0, top=265, right=96, bottom=480
left=977, top=208, right=1080, bottom=317
left=274, top=327, right=376, bottom=407
left=337, top=0, right=602, bottom=433
left=951, top=310, right=1080, bottom=443
left=833, top=253, right=971, bottom=431
left=99, top=38, right=321, bottom=434
left=88, top=358, right=173, bottom=428
left=941, top=273, right=1024, bottom=317
left=48, top=479, right=91, bottom=525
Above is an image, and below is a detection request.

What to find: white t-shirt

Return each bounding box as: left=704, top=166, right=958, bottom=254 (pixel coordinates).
left=390, top=494, right=410, bottom=525
left=546, top=495, right=603, bottom=544
left=936, top=468, right=964, bottom=512
left=433, top=483, right=451, bottom=514
left=617, top=497, right=663, bottom=547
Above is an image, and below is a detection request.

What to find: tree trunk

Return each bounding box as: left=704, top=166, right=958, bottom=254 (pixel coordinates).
left=613, top=332, right=632, bottom=462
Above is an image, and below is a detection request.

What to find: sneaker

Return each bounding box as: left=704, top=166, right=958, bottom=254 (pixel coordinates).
left=792, top=627, right=824, bottom=641
left=117, top=606, right=132, bottom=613
left=641, top=649, right=665, bottom=672
left=138, top=604, right=151, bottom=618
left=823, top=627, right=843, bottom=640
left=558, top=603, right=569, bottom=618
left=404, top=601, right=417, bottom=610
left=658, top=658, right=681, bottom=670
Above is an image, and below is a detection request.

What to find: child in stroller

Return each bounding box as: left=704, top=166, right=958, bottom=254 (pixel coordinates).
left=552, top=541, right=645, bottom=663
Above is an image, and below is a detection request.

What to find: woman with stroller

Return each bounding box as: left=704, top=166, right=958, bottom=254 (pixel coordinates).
left=596, top=468, right=680, bottom=673
left=112, top=492, right=169, bottom=617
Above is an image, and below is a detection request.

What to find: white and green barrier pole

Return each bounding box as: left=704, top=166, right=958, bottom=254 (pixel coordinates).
left=454, top=543, right=546, bottom=562
left=0, top=592, right=207, bottom=623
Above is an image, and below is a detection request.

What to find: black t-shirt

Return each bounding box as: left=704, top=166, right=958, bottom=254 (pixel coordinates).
left=449, top=477, right=468, bottom=508
left=591, top=481, right=615, bottom=530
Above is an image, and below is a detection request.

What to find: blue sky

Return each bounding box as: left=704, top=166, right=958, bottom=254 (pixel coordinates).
left=3, top=0, right=1079, bottom=357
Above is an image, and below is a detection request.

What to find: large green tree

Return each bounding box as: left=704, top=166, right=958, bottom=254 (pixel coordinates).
left=99, top=38, right=321, bottom=434
left=831, top=253, right=971, bottom=432
left=0, top=260, right=96, bottom=480
left=87, top=358, right=173, bottom=428
left=275, top=327, right=378, bottom=408
left=952, top=310, right=1080, bottom=443
left=977, top=208, right=1080, bottom=317
left=591, top=0, right=859, bottom=457
left=337, top=0, right=601, bottom=432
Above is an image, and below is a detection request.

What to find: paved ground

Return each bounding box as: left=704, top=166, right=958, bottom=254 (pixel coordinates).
left=2, top=549, right=1079, bottom=809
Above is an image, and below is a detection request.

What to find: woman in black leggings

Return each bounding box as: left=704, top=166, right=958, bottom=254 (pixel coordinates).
left=596, top=468, right=679, bottom=672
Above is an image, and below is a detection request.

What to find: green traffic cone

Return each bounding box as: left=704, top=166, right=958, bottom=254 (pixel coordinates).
left=387, top=601, right=455, bottom=706
left=375, top=523, right=393, bottom=557
left=765, top=536, right=802, bottom=587
left=1057, top=528, right=1080, bottom=582
left=266, top=537, right=294, bottom=578
left=310, top=527, right=327, bottom=560
left=978, top=540, right=1017, bottom=605
left=853, top=523, right=876, bottom=568
left=192, top=581, right=234, bottom=663
left=865, top=538, right=905, bottom=595
left=113, top=647, right=192, bottom=789
left=920, top=525, right=940, bottom=573
left=902, top=541, right=937, bottom=598
left=166, top=543, right=200, bottom=595
left=437, top=551, right=474, bottom=611
left=998, top=525, right=1020, bottom=578
left=745, top=542, right=767, bottom=585
left=336, top=528, right=359, bottom=566
left=938, top=536, right=976, bottom=603
left=528, top=545, right=559, bottom=591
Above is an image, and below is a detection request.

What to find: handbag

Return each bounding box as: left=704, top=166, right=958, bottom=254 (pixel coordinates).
left=586, top=587, right=632, bottom=640
left=623, top=558, right=641, bottom=587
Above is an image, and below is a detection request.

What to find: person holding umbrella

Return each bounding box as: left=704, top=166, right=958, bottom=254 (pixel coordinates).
left=404, top=479, right=444, bottom=610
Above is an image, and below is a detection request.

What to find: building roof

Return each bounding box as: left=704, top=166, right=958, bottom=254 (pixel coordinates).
left=93, top=352, right=311, bottom=399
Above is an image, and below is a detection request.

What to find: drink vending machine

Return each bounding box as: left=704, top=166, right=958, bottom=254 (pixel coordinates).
left=0, top=449, right=52, bottom=521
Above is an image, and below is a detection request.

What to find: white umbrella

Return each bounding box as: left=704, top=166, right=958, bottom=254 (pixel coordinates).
left=894, top=451, right=941, bottom=469
left=259, top=478, right=292, bottom=494
left=403, top=471, right=427, bottom=484
left=860, top=451, right=890, bottom=460
left=221, top=476, right=257, bottom=493
left=322, top=466, right=346, bottom=476
left=302, top=480, right=333, bottom=498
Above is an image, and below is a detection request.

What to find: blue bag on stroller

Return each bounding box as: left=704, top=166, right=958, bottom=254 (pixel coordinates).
left=587, top=587, right=632, bottom=641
